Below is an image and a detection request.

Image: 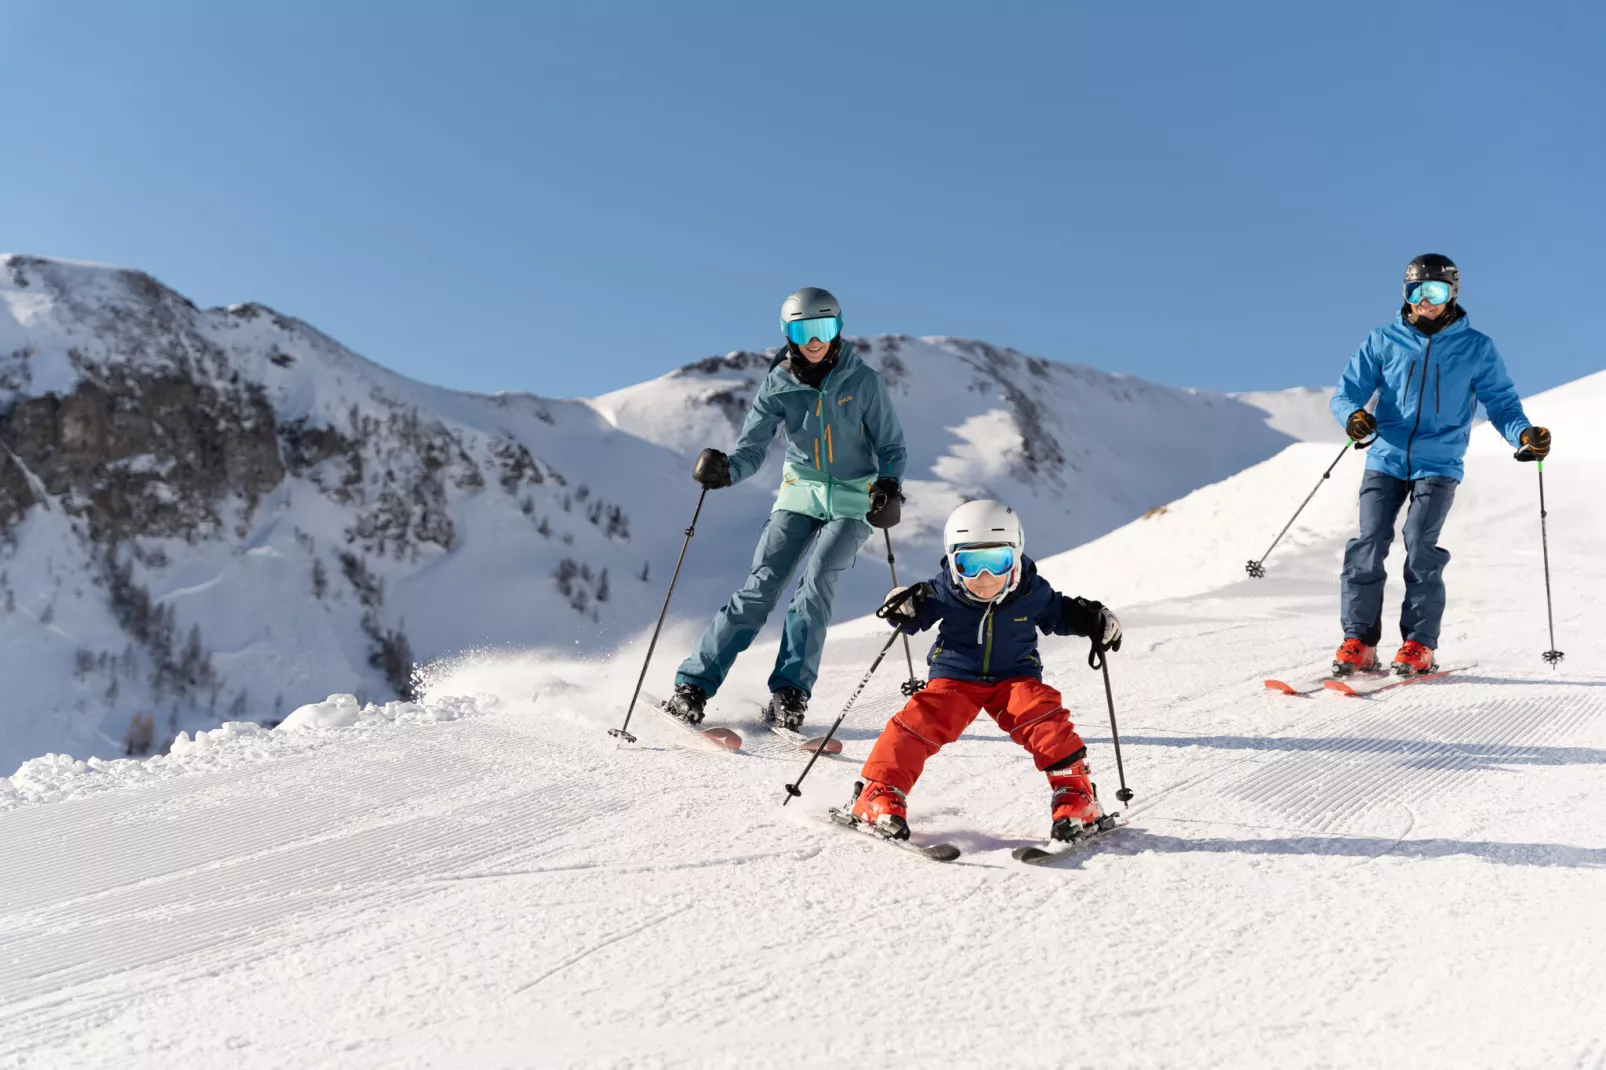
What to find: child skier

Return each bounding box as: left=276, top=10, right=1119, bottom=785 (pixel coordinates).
left=849, top=500, right=1123, bottom=842
left=1329, top=253, right=1551, bottom=676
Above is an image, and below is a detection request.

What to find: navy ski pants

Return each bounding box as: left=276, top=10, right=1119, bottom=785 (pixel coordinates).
left=676, top=509, right=871, bottom=699
left=1340, top=469, right=1458, bottom=649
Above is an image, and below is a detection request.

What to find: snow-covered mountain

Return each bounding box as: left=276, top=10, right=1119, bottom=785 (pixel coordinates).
left=0, top=254, right=1337, bottom=772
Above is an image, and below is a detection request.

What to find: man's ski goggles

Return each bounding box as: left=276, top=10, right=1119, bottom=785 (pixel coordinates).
left=952, top=545, right=1017, bottom=579
left=1407, top=280, right=1453, bottom=306
left=784, top=315, right=842, bottom=346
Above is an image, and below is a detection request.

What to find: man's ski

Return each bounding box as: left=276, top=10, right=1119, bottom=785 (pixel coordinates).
left=1265, top=667, right=1390, bottom=697
left=1322, top=665, right=1468, bottom=698
left=1012, top=813, right=1127, bottom=865
left=823, top=807, right=960, bottom=862
left=637, top=691, right=742, bottom=752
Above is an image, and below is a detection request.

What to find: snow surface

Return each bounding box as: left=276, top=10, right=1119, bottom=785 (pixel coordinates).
left=1, top=372, right=1601, bottom=1068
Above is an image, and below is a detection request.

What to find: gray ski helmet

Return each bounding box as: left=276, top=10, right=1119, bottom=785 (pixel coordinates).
left=1403, top=254, right=1460, bottom=302
left=780, top=287, right=842, bottom=326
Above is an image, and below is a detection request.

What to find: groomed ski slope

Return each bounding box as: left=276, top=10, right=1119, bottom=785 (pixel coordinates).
left=2, top=373, right=1603, bottom=1069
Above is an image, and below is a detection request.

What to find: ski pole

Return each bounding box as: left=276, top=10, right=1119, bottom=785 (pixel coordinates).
left=609, top=488, right=708, bottom=743
left=881, top=527, right=925, bottom=696
left=1087, top=642, right=1133, bottom=804
left=1515, top=451, right=1564, bottom=667
left=783, top=626, right=903, bottom=805
left=1246, top=438, right=1367, bottom=578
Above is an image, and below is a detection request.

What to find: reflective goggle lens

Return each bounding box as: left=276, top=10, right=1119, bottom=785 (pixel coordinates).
left=952, top=545, right=1016, bottom=579
left=1407, top=280, right=1452, bottom=306
left=784, top=315, right=842, bottom=346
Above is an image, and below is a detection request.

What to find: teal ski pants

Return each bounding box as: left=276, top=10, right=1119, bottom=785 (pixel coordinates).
left=676, top=509, right=871, bottom=699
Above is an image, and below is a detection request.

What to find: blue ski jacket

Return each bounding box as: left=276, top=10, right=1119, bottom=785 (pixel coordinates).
left=725, top=342, right=907, bottom=522
left=897, top=555, right=1106, bottom=684
left=1330, top=308, right=1532, bottom=482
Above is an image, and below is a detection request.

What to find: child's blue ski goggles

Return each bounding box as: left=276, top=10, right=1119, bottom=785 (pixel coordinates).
left=952, top=545, right=1017, bottom=579
left=1407, top=280, right=1452, bottom=306
left=784, top=315, right=842, bottom=346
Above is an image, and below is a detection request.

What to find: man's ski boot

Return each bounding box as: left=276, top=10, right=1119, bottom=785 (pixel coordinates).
left=848, top=779, right=910, bottom=840
left=1332, top=638, right=1378, bottom=676
left=763, top=686, right=808, bottom=730
left=663, top=682, right=708, bottom=725
left=1390, top=640, right=1437, bottom=676
left=1047, top=755, right=1102, bottom=842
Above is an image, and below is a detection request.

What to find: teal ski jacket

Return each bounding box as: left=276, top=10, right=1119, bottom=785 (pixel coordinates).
left=726, top=343, right=907, bottom=522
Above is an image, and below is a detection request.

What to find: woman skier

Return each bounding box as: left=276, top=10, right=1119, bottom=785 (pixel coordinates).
left=665, top=287, right=907, bottom=728
left=1329, top=254, right=1552, bottom=676
left=848, top=500, right=1124, bottom=842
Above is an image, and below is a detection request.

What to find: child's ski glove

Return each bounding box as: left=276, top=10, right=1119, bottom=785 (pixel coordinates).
left=877, top=583, right=929, bottom=626
left=1095, top=605, right=1123, bottom=651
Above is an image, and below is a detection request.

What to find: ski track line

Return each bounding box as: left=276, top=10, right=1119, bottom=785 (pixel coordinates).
left=512, top=903, right=694, bottom=994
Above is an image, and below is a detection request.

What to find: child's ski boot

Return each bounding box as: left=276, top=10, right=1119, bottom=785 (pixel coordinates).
left=1332, top=638, right=1378, bottom=676
left=848, top=779, right=910, bottom=840
left=1047, top=756, right=1102, bottom=842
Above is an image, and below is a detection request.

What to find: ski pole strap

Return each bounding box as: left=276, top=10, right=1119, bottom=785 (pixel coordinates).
left=1088, top=642, right=1106, bottom=672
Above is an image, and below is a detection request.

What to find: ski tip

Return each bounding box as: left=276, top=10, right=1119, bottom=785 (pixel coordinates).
left=1011, top=846, right=1049, bottom=864
left=1322, top=679, right=1359, bottom=696
left=806, top=737, right=844, bottom=755
left=1263, top=679, right=1297, bottom=695
left=923, top=844, right=961, bottom=862
left=703, top=728, right=743, bottom=751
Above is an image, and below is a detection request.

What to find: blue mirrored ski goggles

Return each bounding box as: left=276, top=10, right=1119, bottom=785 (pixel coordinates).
left=784, top=315, right=842, bottom=346
left=1407, top=280, right=1452, bottom=306
left=952, top=545, right=1017, bottom=579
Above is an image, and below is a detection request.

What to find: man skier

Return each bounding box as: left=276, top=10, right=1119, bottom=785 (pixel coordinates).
left=849, top=499, right=1124, bottom=842
left=1329, top=253, right=1551, bottom=676
left=665, top=287, right=907, bottom=728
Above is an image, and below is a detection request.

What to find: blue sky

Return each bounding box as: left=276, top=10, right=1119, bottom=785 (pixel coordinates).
left=2, top=1, right=1601, bottom=401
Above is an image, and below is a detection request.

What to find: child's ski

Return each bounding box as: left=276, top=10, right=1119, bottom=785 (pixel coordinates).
left=823, top=807, right=960, bottom=862
left=636, top=691, right=742, bottom=752
left=1322, top=666, right=1468, bottom=698
left=1012, top=813, right=1127, bottom=865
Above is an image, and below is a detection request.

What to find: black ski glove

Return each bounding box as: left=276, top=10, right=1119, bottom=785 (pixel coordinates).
left=1061, top=596, right=1121, bottom=651
left=877, top=583, right=930, bottom=627
left=1518, top=426, right=1552, bottom=460
left=866, top=478, right=904, bottom=528
left=1346, top=410, right=1377, bottom=444
left=693, top=448, right=731, bottom=488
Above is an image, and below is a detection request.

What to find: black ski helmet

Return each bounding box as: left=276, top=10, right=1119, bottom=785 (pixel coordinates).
left=1403, top=254, right=1460, bottom=302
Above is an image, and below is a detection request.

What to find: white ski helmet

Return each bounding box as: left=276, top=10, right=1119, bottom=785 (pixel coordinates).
left=943, top=499, right=1025, bottom=595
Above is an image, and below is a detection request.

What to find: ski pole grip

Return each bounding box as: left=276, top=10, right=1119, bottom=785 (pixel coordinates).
left=1514, top=449, right=1538, bottom=463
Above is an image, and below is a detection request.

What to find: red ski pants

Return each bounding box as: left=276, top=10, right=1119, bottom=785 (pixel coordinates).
left=860, top=676, right=1086, bottom=794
